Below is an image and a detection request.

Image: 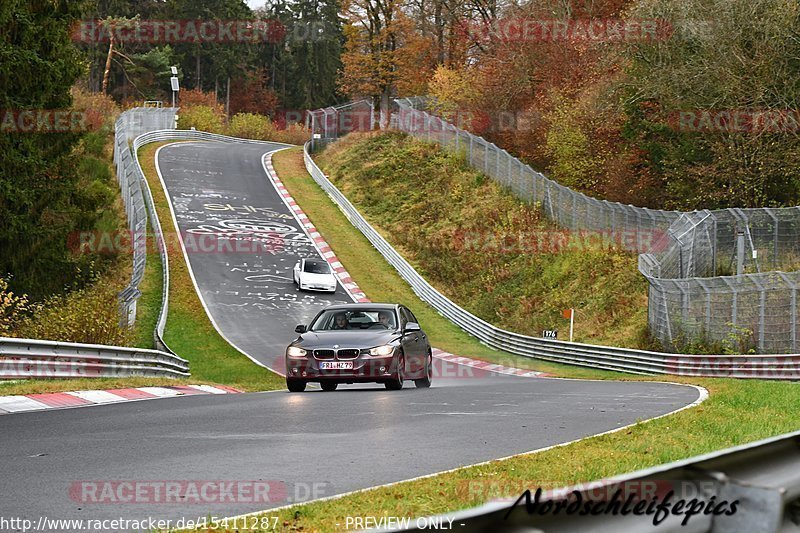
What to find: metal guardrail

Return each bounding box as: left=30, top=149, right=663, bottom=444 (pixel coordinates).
left=390, top=428, right=800, bottom=532
left=303, top=140, right=800, bottom=379
left=0, top=337, right=189, bottom=379
left=113, top=108, right=178, bottom=329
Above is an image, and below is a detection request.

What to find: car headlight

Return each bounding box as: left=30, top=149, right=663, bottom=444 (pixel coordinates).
left=287, top=346, right=307, bottom=357
left=369, top=345, right=395, bottom=356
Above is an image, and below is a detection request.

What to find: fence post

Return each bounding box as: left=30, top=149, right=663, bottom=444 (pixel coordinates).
left=426, top=114, right=431, bottom=142
left=778, top=273, right=797, bottom=353
left=737, top=231, right=745, bottom=276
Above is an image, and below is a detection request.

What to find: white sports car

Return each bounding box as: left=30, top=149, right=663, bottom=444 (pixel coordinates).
left=293, top=258, right=338, bottom=293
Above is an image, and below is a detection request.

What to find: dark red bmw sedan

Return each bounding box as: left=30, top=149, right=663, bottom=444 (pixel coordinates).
left=285, top=303, right=433, bottom=392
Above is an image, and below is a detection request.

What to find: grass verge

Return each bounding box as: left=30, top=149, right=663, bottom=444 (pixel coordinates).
left=214, top=146, right=800, bottom=533
left=130, top=220, right=163, bottom=350
left=317, top=132, right=649, bottom=350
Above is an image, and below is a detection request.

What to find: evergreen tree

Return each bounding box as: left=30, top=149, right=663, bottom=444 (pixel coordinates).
left=0, top=0, right=100, bottom=298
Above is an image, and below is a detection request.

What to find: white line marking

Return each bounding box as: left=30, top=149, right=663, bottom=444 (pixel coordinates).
left=213, top=384, right=708, bottom=523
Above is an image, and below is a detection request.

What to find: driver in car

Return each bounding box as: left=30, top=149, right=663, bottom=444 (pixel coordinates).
left=332, top=313, right=350, bottom=330
left=377, top=311, right=395, bottom=329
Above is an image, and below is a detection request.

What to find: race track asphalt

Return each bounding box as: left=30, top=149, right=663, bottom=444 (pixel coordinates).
left=0, top=141, right=703, bottom=527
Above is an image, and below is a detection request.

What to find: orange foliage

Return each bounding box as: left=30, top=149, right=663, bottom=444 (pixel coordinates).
left=229, top=69, right=280, bottom=117
left=179, top=88, right=219, bottom=109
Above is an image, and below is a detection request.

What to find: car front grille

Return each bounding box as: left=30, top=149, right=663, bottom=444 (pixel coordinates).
left=312, top=348, right=360, bottom=360
left=314, top=349, right=335, bottom=360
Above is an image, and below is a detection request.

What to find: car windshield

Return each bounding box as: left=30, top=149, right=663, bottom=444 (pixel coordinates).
left=304, top=261, right=331, bottom=274
left=310, top=309, right=398, bottom=331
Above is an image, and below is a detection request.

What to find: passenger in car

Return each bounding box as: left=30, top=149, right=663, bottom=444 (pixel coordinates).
left=378, top=311, right=395, bottom=329
left=332, top=313, right=350, bottom=330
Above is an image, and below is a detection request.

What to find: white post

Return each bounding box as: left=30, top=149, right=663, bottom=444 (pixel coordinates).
left=569, top=309, right=575, bottom=342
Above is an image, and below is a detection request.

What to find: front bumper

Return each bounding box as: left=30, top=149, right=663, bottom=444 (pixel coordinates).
left=299, top=283, right=337, bottom=293
left=285, top=356, right=398, bottom=383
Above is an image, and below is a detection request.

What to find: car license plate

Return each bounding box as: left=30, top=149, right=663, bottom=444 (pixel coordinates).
left=320, top=361, right=354, bottom=370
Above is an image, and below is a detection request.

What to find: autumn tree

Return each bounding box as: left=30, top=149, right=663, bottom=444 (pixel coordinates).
left=340, top=0, right=435, bottom=127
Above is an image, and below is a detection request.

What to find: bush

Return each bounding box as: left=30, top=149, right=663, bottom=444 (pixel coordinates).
left=227, top=113, right=276, bottom=140
left=70, top=87, right=120, bottom=131
left=9, top=273, right=131, bottom=346
left=226, top=113, right=310, bottom=145
left=177, top=105, right=226, bottom=133
left=179, top=88, right=219, bottom=108
left=273, top=123, right=310, bottom=145
left=0, top=276, right=32, bottom=337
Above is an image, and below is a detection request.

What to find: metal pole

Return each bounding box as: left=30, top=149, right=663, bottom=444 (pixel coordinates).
left=569, top=309, right=575, bottom=342
left=737, top=230, right=745, bottom=275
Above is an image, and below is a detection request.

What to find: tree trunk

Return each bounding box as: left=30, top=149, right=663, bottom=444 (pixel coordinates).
left=101, top=31, right=115, bottom=95
left=380, top=89, right=390, bottom=129
left=434, top=0, right=444, bottom=64
left=226, top=77, right=231, bottom=117
left=196, top=46, right=201, bottom=89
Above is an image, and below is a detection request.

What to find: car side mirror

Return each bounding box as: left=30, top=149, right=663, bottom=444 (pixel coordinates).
left=295, top=324, right=307, bottom=334
left=405, top=322, right=421, bottom=332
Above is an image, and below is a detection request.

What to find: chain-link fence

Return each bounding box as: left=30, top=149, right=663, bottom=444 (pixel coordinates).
left=306, top=99, right=374, bottom=152
left=390, top=98, right=800, bottom=353
left=112, top=107, right=177, bottom=328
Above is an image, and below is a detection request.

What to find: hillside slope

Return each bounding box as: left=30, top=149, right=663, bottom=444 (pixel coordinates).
left=317, top=131, right=651, bottom=349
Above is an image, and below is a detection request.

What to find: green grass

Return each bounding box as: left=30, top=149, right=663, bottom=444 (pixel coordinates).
left=131, top=216, right=164, bottom=350
left=206, top=145, right=800, bottom=533
left=316, top=132, right=650, bottom=350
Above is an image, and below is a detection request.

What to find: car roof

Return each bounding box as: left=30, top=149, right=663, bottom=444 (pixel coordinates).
left=324, top=303, right=399, bottom=311
left=303, top=258, right=327, bottom=264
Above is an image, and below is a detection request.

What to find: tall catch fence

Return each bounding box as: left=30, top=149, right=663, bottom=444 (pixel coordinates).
left=307, top=98, right=800, bottom=353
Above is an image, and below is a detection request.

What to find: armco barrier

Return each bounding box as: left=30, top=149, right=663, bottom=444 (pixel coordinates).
left=113, top=108, right=177, bottom=330
left=390, top=428, right=800, bottom=532
left=304, top=140, right=800, bottom=379
left=0, top=337, right=189, bottom=379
